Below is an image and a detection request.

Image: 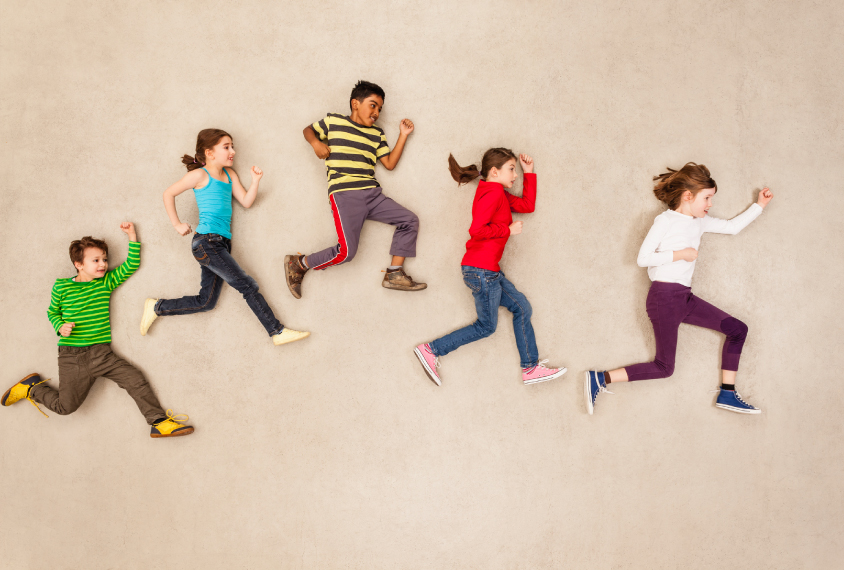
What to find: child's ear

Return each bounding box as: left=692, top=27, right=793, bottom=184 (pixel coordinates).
left=73, top=261, right=83, bottom=272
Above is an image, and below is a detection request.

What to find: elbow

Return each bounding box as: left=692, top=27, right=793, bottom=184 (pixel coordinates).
left=636, top=256, right=649, bottom=268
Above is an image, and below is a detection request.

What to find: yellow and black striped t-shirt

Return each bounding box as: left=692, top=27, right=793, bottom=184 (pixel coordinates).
left=47, top=242, right=140, bottom=347
left=311, top=113, right=391, bottom=195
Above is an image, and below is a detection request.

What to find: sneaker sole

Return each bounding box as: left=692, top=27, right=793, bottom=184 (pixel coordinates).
left=140, top=298, right=158, bottom=336
left=382, top=283, right=428, bottom=291
left=413, top=347, right=441, bottom=386
left=284, top=255, right=303, bottom=299
left=273, top=331, right=311, bottom=346
left=715, top=403, right=761, bottom=415
left=1, top=372, right=41, bottom=406
left=584, top=371, right=594, bottom=415
left=524, top=367, right=567, bottom=385
left=151, top=426, right=195, bottom=438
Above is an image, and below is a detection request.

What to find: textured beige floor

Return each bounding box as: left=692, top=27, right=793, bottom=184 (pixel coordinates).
left=1, top=0, right=843, bottom=568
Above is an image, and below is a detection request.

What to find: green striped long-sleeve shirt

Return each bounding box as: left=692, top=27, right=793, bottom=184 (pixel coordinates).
left=47, top=242, right=141, bottom=346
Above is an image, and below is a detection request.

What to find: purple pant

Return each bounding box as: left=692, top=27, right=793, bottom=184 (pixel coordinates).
left=625, top=281, right=748, bottom=381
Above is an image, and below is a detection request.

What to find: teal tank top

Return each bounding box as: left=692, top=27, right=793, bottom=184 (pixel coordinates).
left=194, top=168, right=233, bottom=238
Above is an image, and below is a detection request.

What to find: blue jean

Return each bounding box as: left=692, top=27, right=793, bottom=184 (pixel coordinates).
left=155, top=233, right=283, bottom=336
left=429, top=266, right=538, bottom=369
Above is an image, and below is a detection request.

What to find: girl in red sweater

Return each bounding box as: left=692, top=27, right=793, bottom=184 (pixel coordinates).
left=414, top=149, right=566, bottom=386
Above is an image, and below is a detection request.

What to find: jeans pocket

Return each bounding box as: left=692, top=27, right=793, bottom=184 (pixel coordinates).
left=463, top=272, right=482, bottom=293
left=192, top=243, right=210, bottom=267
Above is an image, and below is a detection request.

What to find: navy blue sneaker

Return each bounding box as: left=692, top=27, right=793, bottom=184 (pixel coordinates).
left=714, top=389, right=761, bottom=414
left=585, top=371, right=613, bottom=415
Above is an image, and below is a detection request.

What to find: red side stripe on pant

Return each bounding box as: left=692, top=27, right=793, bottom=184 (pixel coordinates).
left=311, top=193, right=349, bottom=270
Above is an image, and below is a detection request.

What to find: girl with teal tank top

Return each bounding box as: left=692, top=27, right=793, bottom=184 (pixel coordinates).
left=138, top=128, right=310, bottom=346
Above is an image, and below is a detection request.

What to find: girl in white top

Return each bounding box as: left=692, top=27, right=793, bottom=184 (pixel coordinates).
left=585, top=162, right=773, bottom=415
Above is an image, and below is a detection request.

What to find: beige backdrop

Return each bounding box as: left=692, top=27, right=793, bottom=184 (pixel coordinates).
left=2, top=0, right=842, bottom=568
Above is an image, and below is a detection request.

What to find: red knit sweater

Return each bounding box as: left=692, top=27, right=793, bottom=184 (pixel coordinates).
left=461, top=173, right=537, bottom=272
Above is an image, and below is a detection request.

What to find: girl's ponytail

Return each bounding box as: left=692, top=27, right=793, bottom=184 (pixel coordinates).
left=181, top=128, right=232, bottom=172
left=448, top=154, right=481, bottom=185
left=652, top=162, right=717, bottom=210
left=448, top=148, right=517, bottom=186
left=181, top=153, right=205, bottom=172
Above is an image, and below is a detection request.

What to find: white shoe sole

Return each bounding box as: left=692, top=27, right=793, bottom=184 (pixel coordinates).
left=272, top=330, right=311, bottom=346
left=585, top=371, right=594, bottom=415
left=140, top=298, right=158, bottom=336
left=715, top=403, right=761, bottom=415
left=523, top=367, right=567, bottom=385
left=413, top=347, right=441, bottom=386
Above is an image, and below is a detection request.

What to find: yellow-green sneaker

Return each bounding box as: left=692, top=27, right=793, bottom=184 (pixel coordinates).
left=150, top=410, right=194, bottom=438
left=2, top=373, right=49, bottom=417
left=272, top=328, right=310, bottom=346
left=140, top=298, right=159, bottom=336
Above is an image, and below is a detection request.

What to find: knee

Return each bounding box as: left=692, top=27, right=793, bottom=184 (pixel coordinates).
left=655, top=359, right=675, bottom=379
left=407, top=213, right=419, bottom=232
left=473, top=320, right=497, bottom=339
left=197, top=288, right=220, bottom=312
left=517, top=298, right=532, bottom=320
left=721, top=317, right=748, bottom=343
left=55, top=402, right=80, bottom=415
left=237, top=275, right=259, bottom=296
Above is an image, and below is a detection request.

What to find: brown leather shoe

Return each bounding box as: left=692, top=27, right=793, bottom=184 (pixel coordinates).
left=382, top=268, right=427, bottom=291
left=284, top=254, right=309, bottom=299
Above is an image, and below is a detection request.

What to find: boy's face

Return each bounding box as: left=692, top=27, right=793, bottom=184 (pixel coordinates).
left=350, top=95, right=383, bottom=127
left=74, top=247, right=108, bottom=281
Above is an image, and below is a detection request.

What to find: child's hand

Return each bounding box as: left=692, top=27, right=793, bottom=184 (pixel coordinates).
left=252, top=166, right=263, bottom=181
left=757, top=187, right=773, bottom=208
left=675, top=248, right=698, bottom=262
left=509, top=221, right=523, bottom=235
left=399, top=119, right=414, bottom=136
left=120, top=222, right=137, bottom=241
left=519, top=154, right=534, bottom=174
left=59, top=322, right=75, bottom=337
left=174, top=222, right=192, bottom=236
left=312, top=141, right=330, bottom=159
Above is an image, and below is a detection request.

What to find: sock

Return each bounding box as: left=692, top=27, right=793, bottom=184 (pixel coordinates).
left=604, top=371, right=612, bottom=384
left=721, top=383, right=735, bottom=391
left=299, top=255, right=309, bottom=269
left=387, top=265, right=402, bottom=271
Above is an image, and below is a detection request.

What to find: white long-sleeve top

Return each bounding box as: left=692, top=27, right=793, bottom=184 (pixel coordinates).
left=637, top=203, right=763, bottom=286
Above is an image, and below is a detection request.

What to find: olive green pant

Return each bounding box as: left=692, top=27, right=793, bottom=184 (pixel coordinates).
left=30, top=344, right=165, bottom=425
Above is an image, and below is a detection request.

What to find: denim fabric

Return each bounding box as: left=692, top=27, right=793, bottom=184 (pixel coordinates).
left=429, top=266, right=538, bottom=369
left=155, top=233, right=283, bottom=336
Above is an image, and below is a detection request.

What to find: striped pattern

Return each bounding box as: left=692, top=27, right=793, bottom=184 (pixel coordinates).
left=311, top=113, right=391, bottom=195
left=47, top=242, right=141, bottom=346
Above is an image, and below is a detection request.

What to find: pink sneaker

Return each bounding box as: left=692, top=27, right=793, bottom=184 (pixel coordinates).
left=522, top=359, right=567, bottom=385
left=414, top=343, right=441, bottom=386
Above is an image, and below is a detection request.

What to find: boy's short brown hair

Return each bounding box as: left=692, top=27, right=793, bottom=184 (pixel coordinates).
left=69, top=236, right=109, bottom=267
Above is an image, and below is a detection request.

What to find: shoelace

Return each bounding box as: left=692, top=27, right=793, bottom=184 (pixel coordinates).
left=424, top=345, right=440, bottom=368
left=26, top=378, right=49, bottom=418
left=709, top=389, right=753, bottom=407
left=159, top=409, right=189, bottom=426
left=524, top=359, right=557, bottom=374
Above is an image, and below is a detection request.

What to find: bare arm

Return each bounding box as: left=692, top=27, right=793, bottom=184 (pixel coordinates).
left=304, top=125, right=330, bottom=159
left=228, top=167, right=263, bottom=209
left=163, top=169, right=204, bottom=236
left=379, top=119, right=414, bottom=171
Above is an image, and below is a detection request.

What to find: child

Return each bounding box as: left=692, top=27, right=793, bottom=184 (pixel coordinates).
left=585, top=163, right=774, bottom=415
left=414, top=150, right=567, bottom=386
left=284, top=80, right=426, bottom=297
left=2, top=224, right=193, bottom=438
left=140, top=129, right=309, bottom=346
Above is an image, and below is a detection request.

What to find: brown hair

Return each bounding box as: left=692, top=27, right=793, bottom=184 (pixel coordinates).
left=653, top=162, right=717, bottom=210
left=448, top=148, right=518, bottom=185
left=69, top=236, right=109, bottom=268
left=181, top=128, right=232, bottom=171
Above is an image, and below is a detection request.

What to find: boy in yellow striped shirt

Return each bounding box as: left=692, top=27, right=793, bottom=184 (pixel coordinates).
left=284, top=80, right=427, bottom=298
left=2, top=222, right=193, bottom=438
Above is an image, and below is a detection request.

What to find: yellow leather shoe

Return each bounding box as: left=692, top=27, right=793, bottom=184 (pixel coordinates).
left=272, top=328, right=311, bottom=346
left=150, top=410, right=194, bottom=438
left=140, top=298, right=159, bottom=336
left=2, top=373, right=48, bottom=417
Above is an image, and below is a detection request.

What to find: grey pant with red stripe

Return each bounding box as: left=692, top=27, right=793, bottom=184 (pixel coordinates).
left=305, top=187, right=419, bottom=270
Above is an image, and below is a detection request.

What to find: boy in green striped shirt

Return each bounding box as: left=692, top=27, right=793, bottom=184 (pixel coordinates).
left=2, top=223, right=193, bottom=438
